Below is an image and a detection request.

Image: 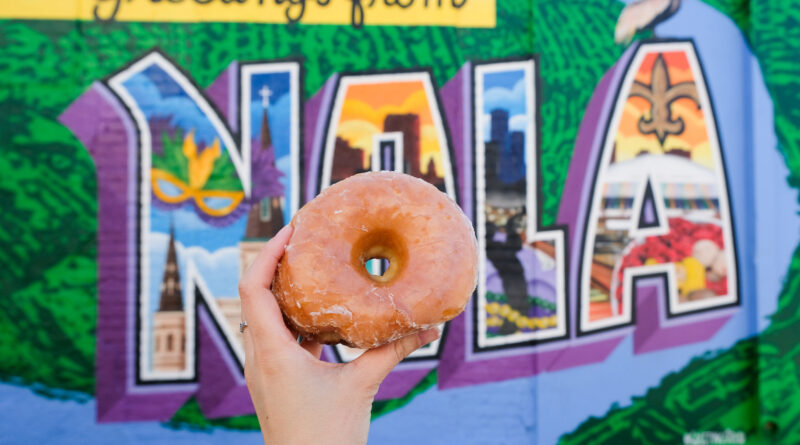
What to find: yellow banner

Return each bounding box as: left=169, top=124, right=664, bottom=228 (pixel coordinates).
left=0, top=0, right=495, bottom=28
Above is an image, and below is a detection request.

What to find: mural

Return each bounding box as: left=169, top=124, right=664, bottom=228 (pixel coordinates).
left=579, top=41, right=738, bottom=335
left=56, top=54, right=306, bottom=419
left=2, top=0, right=800, bottom=443
left=110, top=56, right=303, bottom=382
left=473, top=58, right=567, bottom=349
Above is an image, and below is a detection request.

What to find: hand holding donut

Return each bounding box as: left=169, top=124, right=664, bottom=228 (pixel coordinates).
left=239, top=224, right=440, bottom=445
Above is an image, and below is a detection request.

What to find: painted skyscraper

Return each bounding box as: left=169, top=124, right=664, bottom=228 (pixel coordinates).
left=384, top=113, right=421, bottom=177
left=488, top=108, right=525, bottom=185
left=331, top=136, right=366, bottom=183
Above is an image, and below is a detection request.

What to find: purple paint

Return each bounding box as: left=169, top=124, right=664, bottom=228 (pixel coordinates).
left=196, top=305, right=254, bottom=418
left=441, top=64, right=472, bottom=213
left=383, top=143, right=393, bottom=171
left=304, top=75, right=338, bottom=202
left=60, top=83, right=194, bottom=422
left=205, top=63, right=237, bottom=130
left=546, top=339, right=621, bottom=372
left=642, top=196, right=657, bottom=226
left=633, top=276, right=733, bottom=354
left=438, top=310, right=563, bottom=389
left=376, top=368, right=434, bottom=400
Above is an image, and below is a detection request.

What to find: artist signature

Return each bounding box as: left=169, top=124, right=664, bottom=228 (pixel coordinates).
left=93, top=0, right=468, bottom=28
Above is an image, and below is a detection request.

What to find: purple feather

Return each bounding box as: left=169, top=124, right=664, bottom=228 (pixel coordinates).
left=249, top=138, right=285, bottom=202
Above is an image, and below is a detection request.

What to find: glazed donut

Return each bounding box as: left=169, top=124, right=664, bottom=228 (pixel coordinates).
left=272, top=171, right=478, bottom=349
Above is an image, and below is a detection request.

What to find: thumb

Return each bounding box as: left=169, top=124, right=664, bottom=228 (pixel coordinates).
left=348, top=329, right=440, bottom=389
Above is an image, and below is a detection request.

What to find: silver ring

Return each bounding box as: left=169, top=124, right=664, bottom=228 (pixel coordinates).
left=239, top=321, right=248, bottom=333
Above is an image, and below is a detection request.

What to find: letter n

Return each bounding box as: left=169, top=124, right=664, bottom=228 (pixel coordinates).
left=59, top=51, right=303, bottom=421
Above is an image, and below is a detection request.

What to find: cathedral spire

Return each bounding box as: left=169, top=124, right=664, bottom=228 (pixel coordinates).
left=158, top=223, right=183, bottom=312
left=259, top=84, right=273, bottom=152
left=260, top=104, right=273, bottom=153
left=244, top=87, right=284, bottom=240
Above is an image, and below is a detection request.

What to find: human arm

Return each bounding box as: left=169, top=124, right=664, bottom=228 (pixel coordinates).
left=238, top=225, right=439, bottom=445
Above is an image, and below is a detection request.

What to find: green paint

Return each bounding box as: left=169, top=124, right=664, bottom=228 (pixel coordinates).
left=0, top=103, right=96, bottom=394
left=371, top=369, right=438, bottom=420
left=206, top=150, right=243, bottom=192
left=534, top=0, right=627, bottom=225
left=166, top=398, right=261, bottom=431
left=153, top=129, right=192, bottom=186
left=485, top=291, right=558, bottom=312
left=152, top=127, right=244, bottom=192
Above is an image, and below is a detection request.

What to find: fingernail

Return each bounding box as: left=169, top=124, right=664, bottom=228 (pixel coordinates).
left=418, top=329, right=440, bottom=345
left=275, top=224, right=294, bottom=247
left=277, top=224, right=293, bottom=238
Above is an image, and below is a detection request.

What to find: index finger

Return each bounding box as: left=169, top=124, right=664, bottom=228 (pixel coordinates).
left=241, top=223, right=294, bottom=292
left=238, top=224, right=295, bottom=344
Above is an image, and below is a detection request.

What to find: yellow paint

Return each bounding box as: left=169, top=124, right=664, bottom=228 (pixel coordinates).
left=338, top=83, right=446, bottom=175
left=487, top=316, right=503, bottom=327
left=485, top=302, right=559, bottom=331
left=151, top=169, right=244, bottom=217
left=183, top=131, right=220, bottom=190
left=614, top=50, right=715, bottom=169
left=0, top=0, right=495, bottom=28
left=420, top=124, right=443, bottom=175
left=678, top=257, right=706, bottom=297
left=150, top=131, right=244, bottom=217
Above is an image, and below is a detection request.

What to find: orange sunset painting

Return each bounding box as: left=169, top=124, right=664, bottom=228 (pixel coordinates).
left=328, top=77, right=448, bottom=191
left=614, top=51, right=713, bottom=168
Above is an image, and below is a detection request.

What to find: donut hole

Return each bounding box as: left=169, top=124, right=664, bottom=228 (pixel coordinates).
left=365, top=257, right=390, bottom=277
left=352, top=229, right=408, bottom=284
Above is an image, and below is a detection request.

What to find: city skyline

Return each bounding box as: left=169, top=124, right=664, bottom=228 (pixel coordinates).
left=481, top=68, right=529, bottom=192
left=333, top=111, right=445, bottom=189
left=335, top=79, right=447, bottom=178
left=485, top=107, right=526, bottom=189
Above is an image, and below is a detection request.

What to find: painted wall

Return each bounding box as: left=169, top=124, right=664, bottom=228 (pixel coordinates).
left=2, top=0, right=800, bottom=443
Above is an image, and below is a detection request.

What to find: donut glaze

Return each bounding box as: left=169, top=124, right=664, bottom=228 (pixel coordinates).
left=272, top=171, right=478, bottom=349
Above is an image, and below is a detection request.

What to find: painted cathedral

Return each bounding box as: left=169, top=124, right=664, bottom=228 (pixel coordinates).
left=152, top=226, right=186, bottom=372
left=151, top=87, right=286, bottom=372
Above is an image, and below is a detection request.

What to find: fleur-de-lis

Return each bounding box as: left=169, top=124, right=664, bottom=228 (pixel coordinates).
left=629, top=53, right=700, bottom=146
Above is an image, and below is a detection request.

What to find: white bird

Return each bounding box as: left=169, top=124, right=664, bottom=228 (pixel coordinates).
left=615, top=0, right=681, bottom=44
